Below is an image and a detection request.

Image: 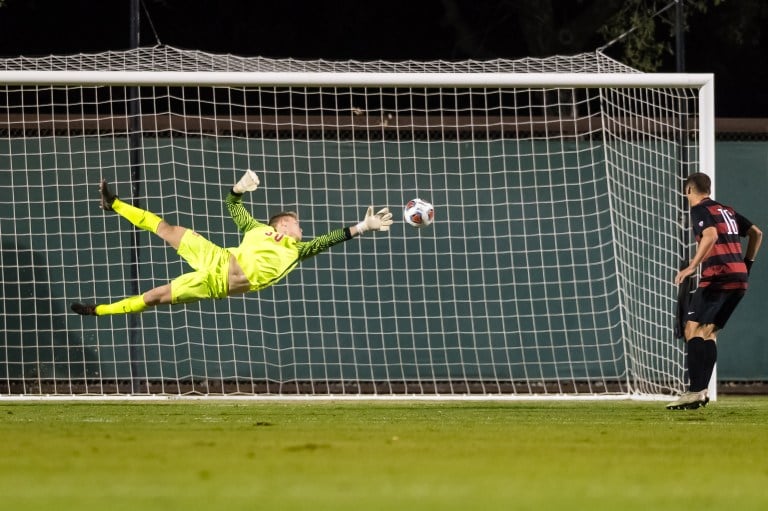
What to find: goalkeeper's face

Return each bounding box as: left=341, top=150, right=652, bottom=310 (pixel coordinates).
left=276, top=216, right=303, bottom=241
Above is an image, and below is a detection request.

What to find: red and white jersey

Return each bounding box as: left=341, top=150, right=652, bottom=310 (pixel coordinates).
left=690, top=197, right=753, bottom=290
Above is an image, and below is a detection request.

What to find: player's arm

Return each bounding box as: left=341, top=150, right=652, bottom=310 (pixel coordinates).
left=675, top=226, right=717, bottom=285
left=675, top=259, right=696, bottom=339
left=226, top=170, right=262, bottom=233
left=296, top=229, right=352, bottom=259
left=744, top=224, right=763, bottom=273
left=736, top=212, right=762, bottom=273
left=297, top=206, right=393, bottom=259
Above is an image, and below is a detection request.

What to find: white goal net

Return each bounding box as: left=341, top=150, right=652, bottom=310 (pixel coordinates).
left=0, top=46, right=713, bottom=398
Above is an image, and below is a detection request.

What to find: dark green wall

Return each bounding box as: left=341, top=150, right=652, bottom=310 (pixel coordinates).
left=0, top=138, right=765, bottom=384
left=713, top=142, right=768, bottom=380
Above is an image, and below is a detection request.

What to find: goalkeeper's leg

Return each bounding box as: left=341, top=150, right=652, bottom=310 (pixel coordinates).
left=72, top=294, right=153, bottom=316
left=71, top=283, right=174, bottom=316
left=71, top=268, right=223, bottom=316
left=100, top=179, right=187, bottom=250
left=71, top=233, right=231, bottom=316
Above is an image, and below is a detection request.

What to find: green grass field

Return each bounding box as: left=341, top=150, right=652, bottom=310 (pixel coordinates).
left=1, top=397, right=767, bottom=511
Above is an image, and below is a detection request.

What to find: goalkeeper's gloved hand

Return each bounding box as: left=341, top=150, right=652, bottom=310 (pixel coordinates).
left=355, top=206, right=393, bottom=234
left=232, top=169, right=260, bottom=194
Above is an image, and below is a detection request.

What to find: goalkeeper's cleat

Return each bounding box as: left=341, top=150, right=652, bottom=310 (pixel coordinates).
left=71, top=303, right=98, bottom=316
left=665, top=390, right=710, bottom=410
left=99, top=179, right=117, bottom=211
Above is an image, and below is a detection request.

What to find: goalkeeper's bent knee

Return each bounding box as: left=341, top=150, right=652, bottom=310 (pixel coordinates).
left=95, top=295, right=148, bottom=315
left=112, top=198, right=163, bottom=234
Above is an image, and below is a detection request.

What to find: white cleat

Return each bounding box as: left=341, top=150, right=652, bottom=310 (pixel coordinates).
left=666, top=390, right=710, bottom=410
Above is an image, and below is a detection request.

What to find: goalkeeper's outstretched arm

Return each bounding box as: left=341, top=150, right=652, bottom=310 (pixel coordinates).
left=296, top=206, right=394, bottom=259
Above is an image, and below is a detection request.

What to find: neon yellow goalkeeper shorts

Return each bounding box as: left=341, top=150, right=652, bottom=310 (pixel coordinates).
left=170, top=230, right=230, bottom=304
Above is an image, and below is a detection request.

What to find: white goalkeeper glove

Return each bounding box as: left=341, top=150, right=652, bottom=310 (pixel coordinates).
left=232, top=169, right=260, bottom=194
left=355, top=206, right=393, bottom=234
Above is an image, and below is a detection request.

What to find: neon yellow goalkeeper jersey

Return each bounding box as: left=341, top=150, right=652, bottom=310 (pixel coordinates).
left=225, top=192, right=351, bottom=291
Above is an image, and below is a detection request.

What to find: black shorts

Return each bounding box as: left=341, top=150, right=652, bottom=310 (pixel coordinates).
left=687, top=287, right=745, bottom=330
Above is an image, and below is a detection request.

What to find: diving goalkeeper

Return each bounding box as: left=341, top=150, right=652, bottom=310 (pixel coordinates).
left=71, top=170, right=393, bottom=316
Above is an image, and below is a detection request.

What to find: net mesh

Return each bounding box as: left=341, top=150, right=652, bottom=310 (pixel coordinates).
left=0, top=45, right=638, bottom=74
left=0, top=46, right=695, bottom=397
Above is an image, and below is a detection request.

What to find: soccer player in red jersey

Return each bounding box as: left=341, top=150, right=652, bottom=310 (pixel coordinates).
left=668, top=172, right=762, bottom=409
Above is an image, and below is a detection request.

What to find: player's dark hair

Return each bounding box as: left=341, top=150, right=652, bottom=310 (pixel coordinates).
left=268, top=211, right=299, bottom=229
left=685, top=172, right=711, bottom=195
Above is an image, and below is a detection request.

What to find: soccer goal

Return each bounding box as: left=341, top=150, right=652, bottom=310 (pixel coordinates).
left=0, top=46, right=713, bottom=399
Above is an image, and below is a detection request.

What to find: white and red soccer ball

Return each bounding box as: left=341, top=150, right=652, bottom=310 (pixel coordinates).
left=403, top=198, right=434, bottom=228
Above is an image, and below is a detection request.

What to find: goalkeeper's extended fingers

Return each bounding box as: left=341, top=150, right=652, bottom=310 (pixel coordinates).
left=375, top=207, right=393, bottom=231
left=246, top=169, right=260, bottom=189
left=241, top=169, right=260, bottom=190
left=357, top=206, right=393, bottom=234
left=234, top=169, right=260, bottom=193
left=355, top=206, right=375, bottom=234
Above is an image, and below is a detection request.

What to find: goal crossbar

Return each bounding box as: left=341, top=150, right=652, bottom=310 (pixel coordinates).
left=0, top=70, right=713, bottom=88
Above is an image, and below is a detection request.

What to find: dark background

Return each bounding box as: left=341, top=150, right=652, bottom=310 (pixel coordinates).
left=0, top=0, right=766, bottom=117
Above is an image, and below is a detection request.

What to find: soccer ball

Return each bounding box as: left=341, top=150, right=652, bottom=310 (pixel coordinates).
left=403, top=198, right=434, bottom=228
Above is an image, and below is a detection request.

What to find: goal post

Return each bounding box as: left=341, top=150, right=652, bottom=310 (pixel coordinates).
left=0, top=47, right=713, bottom=398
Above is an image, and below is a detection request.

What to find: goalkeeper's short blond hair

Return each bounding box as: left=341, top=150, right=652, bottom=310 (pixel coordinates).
left=268, top=211, right=299, bottom=229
